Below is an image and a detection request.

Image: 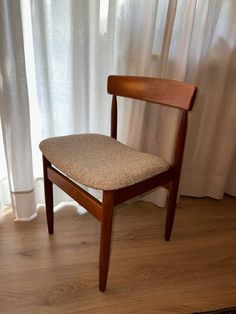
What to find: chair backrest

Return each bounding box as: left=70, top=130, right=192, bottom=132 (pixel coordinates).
left=107, top=75, right=198, bottom=168
left=107, top=75, right=197, bottom=111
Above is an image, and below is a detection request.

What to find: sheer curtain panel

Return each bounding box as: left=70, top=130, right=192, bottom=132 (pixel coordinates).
left=0, top=0, right=235, bottom=220
left=0, top=0, right=36, bottom=220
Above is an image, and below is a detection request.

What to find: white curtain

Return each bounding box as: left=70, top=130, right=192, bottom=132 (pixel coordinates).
left=0, top=0, right=235, bottom=220
left=0, top=0, right=36, bottom=219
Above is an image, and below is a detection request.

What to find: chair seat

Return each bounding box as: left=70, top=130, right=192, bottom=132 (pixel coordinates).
left=39, top=134, right=169, bottom=190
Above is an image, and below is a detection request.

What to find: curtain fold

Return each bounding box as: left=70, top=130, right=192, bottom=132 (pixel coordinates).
left=0, top=0, right=235, bottom=219
left=181, top=0, right=236, bottom=198
left=0, top=0, right=36, bottom=219
left=125, top=0, right=236, bottom=204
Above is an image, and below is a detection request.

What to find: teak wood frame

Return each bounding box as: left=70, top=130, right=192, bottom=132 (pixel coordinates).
left=42, top=75, right=197, bottom=292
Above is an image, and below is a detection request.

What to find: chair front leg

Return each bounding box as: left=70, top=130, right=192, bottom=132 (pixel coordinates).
left=43, top=155, right=54, bottom=234
left=99, top=191, right=114, bottom=292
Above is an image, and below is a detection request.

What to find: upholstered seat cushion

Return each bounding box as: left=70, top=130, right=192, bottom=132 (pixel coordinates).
left=39, top=134, right=169, bottom=190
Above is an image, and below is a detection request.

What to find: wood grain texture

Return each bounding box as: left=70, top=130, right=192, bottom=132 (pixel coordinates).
left=43, top=156, right=54, bottom=234
left=111, top=95, right=117, bottom=139
left=99, top=191, right=114, bottom=292
left=0, top=196, right=236, bottom=314
left=165, top=111, right=188, bottom=240
left=47, top=166, right=102, bottom=221
left=107, top=75, right=197, bottom=110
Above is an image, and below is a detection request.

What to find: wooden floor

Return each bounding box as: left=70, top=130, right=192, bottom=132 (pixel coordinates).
left=0, top=196, right=236, bottom=314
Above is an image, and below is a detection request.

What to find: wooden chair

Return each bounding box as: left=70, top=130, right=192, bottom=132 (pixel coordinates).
left=39, top=75, right=197, bottom=291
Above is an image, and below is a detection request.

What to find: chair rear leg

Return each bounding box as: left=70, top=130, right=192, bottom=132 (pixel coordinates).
left=43, top=155, right=54, bottom=234
left=99, top=191, right=114, bottom=292
left=165, top=179, right=178, bottom=241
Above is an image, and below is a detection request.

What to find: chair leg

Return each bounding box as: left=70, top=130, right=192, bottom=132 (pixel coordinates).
left=43, top=155, right=54, bottom=234
left=165, top=179, right=178, bottom=241
left=99, top=191, right=114, bottom=292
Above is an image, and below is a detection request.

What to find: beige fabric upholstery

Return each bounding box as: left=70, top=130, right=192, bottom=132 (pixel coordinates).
left=39, top=134, right=169, bottom=190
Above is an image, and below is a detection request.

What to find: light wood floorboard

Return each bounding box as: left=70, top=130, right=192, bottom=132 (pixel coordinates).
left=0, top=196, right=236, bottom=314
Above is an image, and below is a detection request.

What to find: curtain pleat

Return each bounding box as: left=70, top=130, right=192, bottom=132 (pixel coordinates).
left=0, top=0, right=235, bottom=219
left=0, top=0, right=36, bottom=219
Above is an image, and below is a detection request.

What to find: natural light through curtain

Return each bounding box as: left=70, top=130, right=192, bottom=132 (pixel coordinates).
left=0, top=0, right=235, bottom=220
